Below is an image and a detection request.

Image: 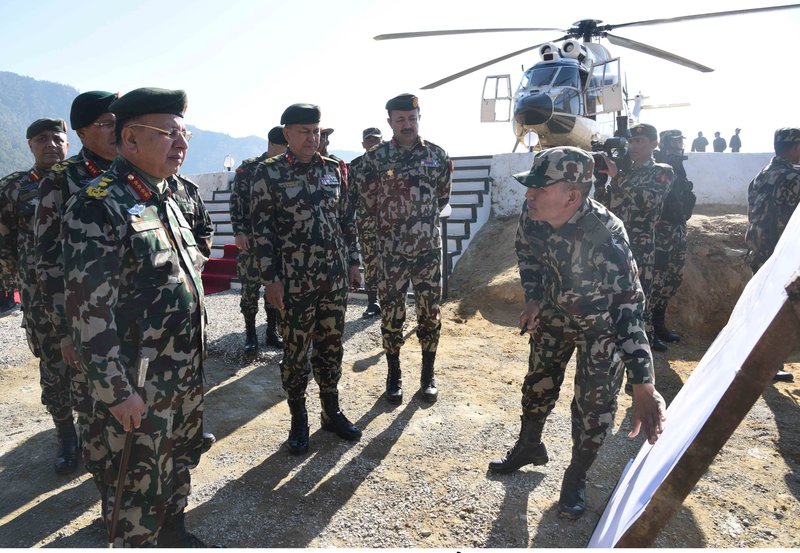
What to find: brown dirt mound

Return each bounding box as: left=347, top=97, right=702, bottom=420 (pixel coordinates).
left=450, top=204, right=752, bottom=338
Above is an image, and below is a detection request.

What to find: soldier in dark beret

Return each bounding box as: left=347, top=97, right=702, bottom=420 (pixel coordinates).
left=353, top=93, right=452, bottom=404
left=745, top=127, right=800, bottom=383
left=229, top=125, right=289, bottom=356
left=0, top=118, right=71, bottom=474
left=251, top=103, right=362, bottom=454
left=62, top=87, right=209, bottom=547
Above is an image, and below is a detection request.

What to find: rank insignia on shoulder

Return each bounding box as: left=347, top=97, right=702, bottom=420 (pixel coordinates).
left=386, top=169, right=394, bottom=177
left=128, top=204, right=146, bottom=216
left=86, top=186, right=109, bottom=198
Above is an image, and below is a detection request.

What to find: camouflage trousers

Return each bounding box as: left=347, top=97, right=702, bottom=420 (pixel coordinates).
left=104, top=359, right=204, bottom=547
left=280, top=285, right=347, bottom=401
left=652, top=221, right=688, bottom=312
left=237, top=249, right=279, bottom=319
left=521, top=306, right=624, bottom=459
left=72, top=367, right=108, bottom=485
left=378, top=249, right=442, bottom=355
left=629, top=236, right=655, bottom=333
left=19, top=279, right=72, bottom=426
left=357, top=225, right=379, bottom=292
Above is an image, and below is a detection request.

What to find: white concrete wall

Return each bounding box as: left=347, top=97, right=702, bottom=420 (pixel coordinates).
left=490, top=151, right=773, bottom=217
left=186, top=171, right=235, bottom=202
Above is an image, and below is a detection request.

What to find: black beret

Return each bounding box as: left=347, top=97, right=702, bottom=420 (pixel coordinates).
left=26, top=118, right=67, bottom=139
left=386, top=93, right=419, bottom=112
left=280, top=103, right=321, bottom=125
left=70, top=90, right=118, bottom=130
left=268, top=126, right=288, bottom=145
left=109, top=87, right=187, bottom=120
left=629, top=123, right=658, bottom=141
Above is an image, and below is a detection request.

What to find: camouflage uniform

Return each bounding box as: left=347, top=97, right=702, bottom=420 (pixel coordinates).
left=594, top=158, right=673, bottom=330
left=652, top=150, right=696, bottom=312
left=63, top=157, right=206, bottom=547
left=516, top=197, right=654, bottom=461
left=347, top=152, right=379, bottom=292
left=745, top=156, right=800, bottom=272
left=168, top=174, right=214, bottom=258
left=0, top=166, right=72, bottom=426
left=230, top=152, right=280, bottom=317
left=355, top=137, right=452, bottom=355
left=250, top=150, right=358, bottom=399
left=35, top=147, right=112, bottom=483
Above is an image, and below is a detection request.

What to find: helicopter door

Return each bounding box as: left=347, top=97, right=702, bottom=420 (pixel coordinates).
left=585, top=58, right=623, bottom=116
left=481, top=75, right=512, bottom=122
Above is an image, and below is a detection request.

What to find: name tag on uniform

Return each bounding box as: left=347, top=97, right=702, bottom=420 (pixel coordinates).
left=278, top=180, right=302, bottom=188
left=321, top=174, right=340, bottom=186
left=421, top=158, right=440, bottom=168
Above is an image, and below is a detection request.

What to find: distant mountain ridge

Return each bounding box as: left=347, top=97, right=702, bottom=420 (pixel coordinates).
left=0, top=71, right=269, bottom=175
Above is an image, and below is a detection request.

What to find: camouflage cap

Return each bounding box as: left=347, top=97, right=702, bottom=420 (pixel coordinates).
left=26, top=118, right=68, bottom=139
left=774, top=127, right=800, bottom=143
left=280, top=103, right=321, bottom=125
left=109, top=87, right=187, bottom=120
left=70, top=90, right=118, bottom=130
left=629, top=123, right=658, bottom=141
left=267, top=126, right=287, bottom=146
left=512, top=146, right=594, bottom=189
left=659, top=129, right=685, bottom=141
left=362, top=127, right=382, bottom=139
left=386, top=93, right=419, bottom=112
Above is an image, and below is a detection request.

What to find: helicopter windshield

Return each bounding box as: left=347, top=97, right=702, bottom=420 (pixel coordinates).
left=520, top=64, right=581, bottom=90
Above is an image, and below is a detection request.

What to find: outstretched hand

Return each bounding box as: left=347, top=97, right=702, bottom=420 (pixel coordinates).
left=629, top=382, right=667, bottom=444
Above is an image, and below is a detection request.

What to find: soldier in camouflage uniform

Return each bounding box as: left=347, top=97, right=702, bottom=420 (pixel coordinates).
left=745, top=127, right=800, bottom=383
left=652, top=130, right=696, bottom=344
left=348, top=127, right=384, bottom=318
left=487, top=147, right=667, bottom=520
left=354, top=94, right=452, bottom=405
left=63, top=88, right=208, bottom=547
left=230, top=125, right=286, bottom=356
left=0, top=118, right=75, bottom=474
left=594, top=123, right=674, bottom=352
left=251, top=104, right=363, bottom=455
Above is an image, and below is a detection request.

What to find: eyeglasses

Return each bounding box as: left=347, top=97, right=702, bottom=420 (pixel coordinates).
left=126, top=124, right=192, bottom=142
left=92, top=121, right=116, bottom=130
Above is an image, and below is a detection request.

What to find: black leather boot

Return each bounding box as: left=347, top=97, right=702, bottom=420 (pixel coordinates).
left=287, top=397, right=309, bottom=454
left=488, top=414, right=548, bottom=474
left=649, top=331, right=668, bottom=352
left=320, top=392, right=361, bottom=441
left=420, top=351, right=438, bottom=403
left=385, top=353, right=402, bottom=405
left=557, top=452, right=597, bottom=519
left=265, top=307, right=283, bottom=348
left=54, top=420, right=79, bottom=475
left=158, top=512, right=208, bottom=547
left=201, top=431, right=216, bottom=453
left=653, top=306, right=680, bottom=343
left=362, top=291, right=381, bottom=318
left=243, top=314, right=258, bottom=356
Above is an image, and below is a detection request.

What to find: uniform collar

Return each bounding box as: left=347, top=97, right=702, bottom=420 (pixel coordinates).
left=285, top=148, right=322, bottom=167
left=390, top=136, right=426, bottom=150
left=80, top=147, right=113, bottom=173
left=115, top=156, right=169, bottom=201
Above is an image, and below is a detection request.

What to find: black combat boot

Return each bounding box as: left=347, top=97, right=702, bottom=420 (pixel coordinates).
left=287, top=397, right=309, bottom=454
left=54, top=420, right=79, bottom=475
left=557, top=451, right=597, bottom=519
left=201, top=431, right=216, bottom=453
left=653, top=306, right=680, bottom=343
left=385, top=353, right=403, bottom=405
left=243, top=314, right=258, bottom=356
left=320, top=392, right=362, bottom=441
left=265, top=307, right=283, bottom=348
left=648, top=331, right=668, bottom=352
left=488, top=414, right=548, bottom=474
left=0, top=289, right=18, bottom=317
left=420, top=351, right=438, bottom=403
left=362, top=291, right=381, bottom=318
left=158, top=512, right=208, bottom=547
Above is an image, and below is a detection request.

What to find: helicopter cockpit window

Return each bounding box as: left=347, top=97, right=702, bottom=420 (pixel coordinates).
left=529, top=67, right=559, bottom=87
left=553, top=66, right=579, bottom=88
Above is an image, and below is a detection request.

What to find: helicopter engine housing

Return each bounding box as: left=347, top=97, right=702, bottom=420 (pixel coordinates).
left=560, top=39, right=587, bottom=62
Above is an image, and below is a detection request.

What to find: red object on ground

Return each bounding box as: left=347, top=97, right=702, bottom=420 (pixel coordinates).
left=202, top=244, right=239, bottom=294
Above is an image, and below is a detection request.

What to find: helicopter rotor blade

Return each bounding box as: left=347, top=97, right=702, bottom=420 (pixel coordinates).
left=420, top=37, right=569, bottom=89
left=607, top=3, right=800, bottom=31
left=605, top=33, right=713, bottom=72
left=374, top=27, right=564, bottom=40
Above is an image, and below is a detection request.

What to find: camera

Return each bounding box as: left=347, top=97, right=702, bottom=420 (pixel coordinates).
left=591, top=136, right=630, bottom=185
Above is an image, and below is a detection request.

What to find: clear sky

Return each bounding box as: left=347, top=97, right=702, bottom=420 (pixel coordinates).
left=1, top=0, right=798, bottom=163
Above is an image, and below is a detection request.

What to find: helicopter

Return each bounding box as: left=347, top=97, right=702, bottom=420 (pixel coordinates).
left=374, top=4, right=800, bottom=151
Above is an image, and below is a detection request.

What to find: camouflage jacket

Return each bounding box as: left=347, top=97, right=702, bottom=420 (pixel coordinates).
left=0, top=166, right=48, bottom=286
left=230, top=152, right=269, bottom=236
left=653, top=150, right=696, bottom=225
left=169, top=174, right=214, bottom=258
left=250, top=150, right=359, bottom=294
left=745, top=156, right=800, bottom=270
left=354, top=137, right=452, bottom=256
left=594, top=157, right=673, bottom=260
left=35, top=148, right=112, bottom=342
left=516, top=198, right=654, bottom=384
left=63, top=157, right=206, bottom=407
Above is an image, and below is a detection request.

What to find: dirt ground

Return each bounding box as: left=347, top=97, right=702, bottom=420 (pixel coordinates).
left=0, top=207, right=798, bottom=548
